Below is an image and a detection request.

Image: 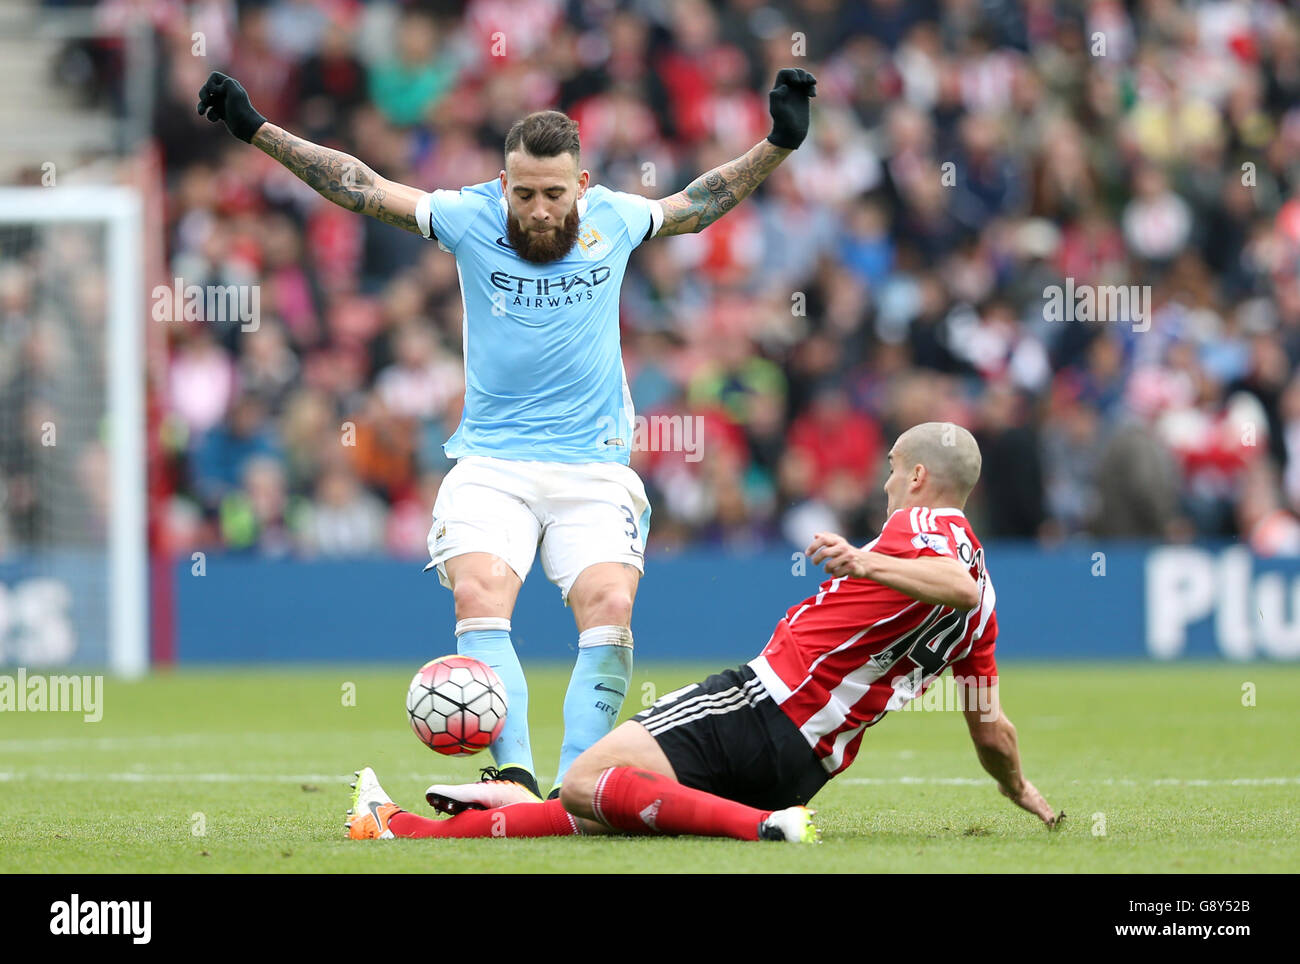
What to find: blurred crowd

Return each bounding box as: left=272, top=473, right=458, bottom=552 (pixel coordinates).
left=14, top=0, right=1300, bottom=560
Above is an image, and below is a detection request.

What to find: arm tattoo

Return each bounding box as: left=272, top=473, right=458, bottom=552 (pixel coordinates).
left=254, top=125, right=420, bottom=233
left=656, top=140, right=791, bottom=237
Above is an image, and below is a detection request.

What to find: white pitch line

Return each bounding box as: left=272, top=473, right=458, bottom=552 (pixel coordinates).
left=0, top=774, right=478, bottom=789
left=0, top=735, right=211, bottom=752
left=1, top=771, right=1296, bottom=787
left=840, top=776, right=1300, bottom=787
left=0, top=770, right=464, bottom=784
left=0, top=732, right=399, bottom=753
left=842, top=777, right=985, bottom=786
left=0, top=772, right=343, bottom=783
left=1149, top=777, right=1300, bottom=787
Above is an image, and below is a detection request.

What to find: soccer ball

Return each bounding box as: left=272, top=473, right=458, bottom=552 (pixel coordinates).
left=406, top=655, right=508, bottom=756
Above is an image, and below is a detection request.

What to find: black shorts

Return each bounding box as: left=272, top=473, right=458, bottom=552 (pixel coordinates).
left=632, top=664, right=828, bottom=811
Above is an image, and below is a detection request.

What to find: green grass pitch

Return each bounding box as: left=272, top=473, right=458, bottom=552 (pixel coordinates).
left=2, top=662, right=1297, bottom=873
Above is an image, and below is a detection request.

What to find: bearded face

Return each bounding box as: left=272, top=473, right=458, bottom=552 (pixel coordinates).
left=506, top=201, right=581, bottom=263
left=500, top=149, right=590, bottom=265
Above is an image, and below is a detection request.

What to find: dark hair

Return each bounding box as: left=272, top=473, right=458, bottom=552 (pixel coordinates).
left=504, top=111, right=581, bottom=161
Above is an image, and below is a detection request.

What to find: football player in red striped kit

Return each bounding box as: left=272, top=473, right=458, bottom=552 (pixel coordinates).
left=347, top=422, right=1061, bottom=842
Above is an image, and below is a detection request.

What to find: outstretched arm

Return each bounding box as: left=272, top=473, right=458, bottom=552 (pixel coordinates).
left=653, top=67, right=816, bottom=237
left=252, top=124, right=423, bottom=233
left=655, top=140, right=790, bottom=237
left=197, top=71, right=424, bottom=235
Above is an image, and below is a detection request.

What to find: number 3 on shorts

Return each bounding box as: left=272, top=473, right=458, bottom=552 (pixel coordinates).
left=621, top=504, right=641, bottom=554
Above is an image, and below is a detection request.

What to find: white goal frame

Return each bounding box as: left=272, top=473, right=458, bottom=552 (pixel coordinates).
left=0, top=187, right=147, bottom=678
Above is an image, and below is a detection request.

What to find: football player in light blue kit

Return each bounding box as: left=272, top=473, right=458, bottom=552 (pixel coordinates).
left=196, top=66, right=818, bottom=807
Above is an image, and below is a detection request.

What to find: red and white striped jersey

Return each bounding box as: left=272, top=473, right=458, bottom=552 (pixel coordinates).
left=748, top=506, right=998, bottom=776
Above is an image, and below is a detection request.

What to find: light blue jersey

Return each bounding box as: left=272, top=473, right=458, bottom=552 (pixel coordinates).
left=415, top=180, right=662, bottom=464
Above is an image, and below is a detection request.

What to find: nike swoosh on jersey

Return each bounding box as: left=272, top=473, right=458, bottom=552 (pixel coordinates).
left=594, top=683, right=625, bottom=697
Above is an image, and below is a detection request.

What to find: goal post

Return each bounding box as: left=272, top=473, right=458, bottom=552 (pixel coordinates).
left=0, top=186, right=147, bottom=678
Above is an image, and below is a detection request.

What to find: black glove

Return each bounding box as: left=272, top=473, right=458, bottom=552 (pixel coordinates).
left=196, top=71, right=266, bottom=143
left=766, top=67, right=817, bottom=150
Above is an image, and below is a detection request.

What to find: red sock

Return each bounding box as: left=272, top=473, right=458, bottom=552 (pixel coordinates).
left=592, top=767, right=770, bottom=840
left=388, top=798, right=578, bottom=839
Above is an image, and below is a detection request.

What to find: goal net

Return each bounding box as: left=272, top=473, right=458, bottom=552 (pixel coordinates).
left=0, top=187, right=146, bottom=677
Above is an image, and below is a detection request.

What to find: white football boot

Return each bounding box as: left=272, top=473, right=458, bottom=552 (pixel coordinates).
left=346, top=767, right=400, bottom=839
left=425, top=765, right=543, bottom=815
left=757, top=806, right=821, bottom=843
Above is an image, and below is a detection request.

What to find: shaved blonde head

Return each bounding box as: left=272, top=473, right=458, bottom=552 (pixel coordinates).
left=893, top=422, right=982, bottom=506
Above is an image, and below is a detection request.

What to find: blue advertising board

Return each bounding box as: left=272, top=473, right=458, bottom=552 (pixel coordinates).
left=0, top=552, right=107, bottom=667
left=170, top=543, right=1300, bottom=664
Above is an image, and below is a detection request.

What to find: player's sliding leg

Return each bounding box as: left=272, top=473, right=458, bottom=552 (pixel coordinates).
left=560, top=721, right=820, bottom=842
left=350, top=718, right=816, bottom=842
left=551, top=562, right=638, bottom=798
left=389, top=799, right=592, bottom=838
left=439, top=553, right=542, bottom=803
left=347, top=766, right=608, bottom=839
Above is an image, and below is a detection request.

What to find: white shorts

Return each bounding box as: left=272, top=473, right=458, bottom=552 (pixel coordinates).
left=425, top=456, right=652, bottom=603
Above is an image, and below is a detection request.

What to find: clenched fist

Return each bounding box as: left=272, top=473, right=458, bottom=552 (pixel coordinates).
left=196, top=71, right=266, bottom=143
left=766, top=67, right=817, bottom=150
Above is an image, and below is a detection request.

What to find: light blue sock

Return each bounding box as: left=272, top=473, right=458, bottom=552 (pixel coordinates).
left=553, top=626, right=634, bottom=792
left=456, top=618, right=534, bottom=777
